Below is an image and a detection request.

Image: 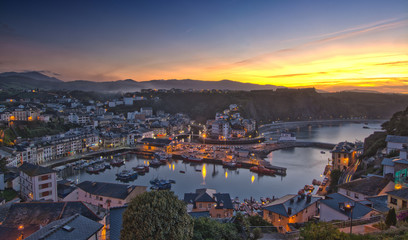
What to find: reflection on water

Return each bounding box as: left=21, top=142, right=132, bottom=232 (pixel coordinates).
left=58, top=122, right=382, bottom=199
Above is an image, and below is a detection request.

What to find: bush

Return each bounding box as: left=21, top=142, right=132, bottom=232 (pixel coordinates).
left=385, top=208, right=397, bottom=227
left=193, top=217, right=240, bottom=240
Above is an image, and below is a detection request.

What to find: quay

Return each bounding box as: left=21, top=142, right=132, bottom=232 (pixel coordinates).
left=254, top=141, right=336, bottom=158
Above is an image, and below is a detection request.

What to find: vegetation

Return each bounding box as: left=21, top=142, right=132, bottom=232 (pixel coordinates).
left=300, top=222, right=354, bottom=240
left=386, top=208, right=397, bottom=227
left=329, top=169, right=342, bottom=193
left=193, top=217, right=240, bottom=240
left=121, top=191, right=193, bottom=240
left=0, top=189, right=18, bottom=202
left=247, top=215, right=273, bottom=227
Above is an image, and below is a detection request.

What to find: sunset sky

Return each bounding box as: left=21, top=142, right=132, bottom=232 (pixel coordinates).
left=0, top=0, right=407, bottom=93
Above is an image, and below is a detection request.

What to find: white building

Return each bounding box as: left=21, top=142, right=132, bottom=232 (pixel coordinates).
left=123, top=97, right=134, bottom=105
left=385, top=135, right=408, bottom=154
left=19, top=162, right=58, bottom=202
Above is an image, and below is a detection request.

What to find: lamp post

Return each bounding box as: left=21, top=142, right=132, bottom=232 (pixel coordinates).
left=344, top=202, right=355, bottom=234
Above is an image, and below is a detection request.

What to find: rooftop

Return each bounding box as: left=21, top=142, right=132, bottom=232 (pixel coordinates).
left=263, top=194, right=321, bottom=218
left=25, top=214, right=103, bottom=240
left=385, top=135, right=408, bottom=144
left=77, top=181, right=146, bottom=200
left=337, top=176, right=392, bottom=196
left=386, top=188, right=408, bottom=200
left=331, top=141, right=355, bottom=154
left=321, top=193, right=377, bottom=219
left=19, top=162, right=55, bottom=177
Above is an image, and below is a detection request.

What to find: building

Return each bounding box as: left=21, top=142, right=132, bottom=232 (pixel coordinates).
left=262, top=194, right=321, bottom=233
left=331, top=141, right=358, bottom=171
left=184, top=188, right=234, bottom=219
left=0, top=201, right=103, bottom=239
left=140, top=107, right=153, bottom=117
left=337, top=176, right=395, bottom=201
left=386, top=188, right=408, bottom=211
left=25, top=214, right=103, bottom=240
left=77, top=181, right=147, bottom=209
left=320, top=193, right=380, bottom=222
left=123, top=97, right=134, bottom=106
left=19, top=162, right=57, bottom=202
left=386, top=135, right=408, bottom=154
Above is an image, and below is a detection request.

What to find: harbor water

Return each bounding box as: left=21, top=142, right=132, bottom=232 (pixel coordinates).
left=58, top=121, right=383, bottom=200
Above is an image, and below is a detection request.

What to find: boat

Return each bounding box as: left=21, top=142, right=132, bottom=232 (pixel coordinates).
left=186, top=155, right=203, bottom=163
left=363, top=126, right=369, bottom=129
left=320, top=151, right=325, bottom=154
left=104, top=163, right=111, bottom=169
left=304, top=185, right=315, bottom=191
left=223, top=161, right=237, bottom=169
left=179, top=170, right=186, bottom=174
left=149, top=159, right=162, bottom=168
left=250, top=166, right=275, bottom=175
left=150, top=178, right=174, bottom=190
left=86, top=166, right=101, bottom=174
left=111, top=159, right=124, bottom=167
left=116, top=170, right=138, bottom=181
left=133, top=165, right=148, bottom=174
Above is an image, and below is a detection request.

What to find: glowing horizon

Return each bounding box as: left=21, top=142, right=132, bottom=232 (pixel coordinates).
left=0, top=1, right=407, bottom=93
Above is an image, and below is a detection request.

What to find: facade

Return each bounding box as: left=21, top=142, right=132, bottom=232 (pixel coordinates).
left=19, top=162, right=57, bottom=202
left=337, top=176, right=395, bottom=201
left=387, top=188, right=408, bottom=211
left=262, top=194, right=321, bottom=233
left=184, top=188, right=234, bottom=219
left=331, top=141, right=358, bottom=171
left=77, top=181, right=147, bottom=209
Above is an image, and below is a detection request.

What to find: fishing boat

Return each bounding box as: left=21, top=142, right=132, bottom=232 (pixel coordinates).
left=179, top=170, right=186, bottom=174
left=116, top=170, right=138, bottom=181
left=86, top=166, right=101, bottom=174
left=249, top=166, right=275, bottom=175
left=150, top=178, right=174, bottom=190
left=132, top=165, right=149, bottom=174
left=104, top=163, right=111, bottom=169
left=320, top=151, right=326, bottom=154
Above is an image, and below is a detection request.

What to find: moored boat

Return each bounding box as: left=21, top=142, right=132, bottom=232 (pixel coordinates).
left=250, top=166, right=275, bottom=175
left=111, top=159, right=124, bottom=167
left=116, top=170, right=138, bottom=181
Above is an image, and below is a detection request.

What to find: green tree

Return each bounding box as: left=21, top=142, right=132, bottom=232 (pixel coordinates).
left=120, top=190, right=193, bottom=240
left=247, top=215, right=272, bottom=226
left=193, top=217, right=240, bottom=240
left=300, top=222, right=348, bottom=240
left=329, top=169, right=342, bottom=193
left=251, top=227, right=262, bottom=240
left=385, top=208, right=397, bottom=227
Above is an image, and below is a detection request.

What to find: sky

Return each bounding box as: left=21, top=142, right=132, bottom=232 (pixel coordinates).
left=0, top=0, right=407, bottom=93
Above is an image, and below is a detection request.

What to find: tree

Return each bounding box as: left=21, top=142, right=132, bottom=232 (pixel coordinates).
left=120, top=190, right=193, bottom=240
left=385, top=208, right=397, bottom=227
left=251, top=227, right=262, bottom=240
left=193, top=217, right=240, bottom=240
left=300, top=222, right=348, bottom=240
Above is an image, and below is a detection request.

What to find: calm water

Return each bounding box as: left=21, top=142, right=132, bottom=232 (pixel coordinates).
left=59, top=121, right=383, bottom=200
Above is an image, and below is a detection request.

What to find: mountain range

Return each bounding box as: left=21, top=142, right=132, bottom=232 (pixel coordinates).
left=0, top=71, right=280, bottom=92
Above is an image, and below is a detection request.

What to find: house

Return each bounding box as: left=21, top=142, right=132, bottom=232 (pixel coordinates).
left=385, top=135, right=408, bottom=154
left=19, top=162, right=57, bottom=202
left=25, top=214, right=103, bottom=240
left=320, top=193, right=380, bottom=222
left=337, top=176, right=395, bottom=201
left=381, top=157, right=397, bottom=176
left=262, top=194, right=321, bottom=233
left=57, top=180, right=78, bottom=201
left=0, top=171, right=4, bottom=191
left=140, top=107, right=153, bottom=117
left=331, top=141, right=358, bottom=171
left=278, top=132, right=296, bottom=142
left=107, top=206, right=127, bottom=240
left=386, top=187, right=408, bottom=211
left=77, top=181, right=147, bottom=209
left=184, top=188, right=234, bottom=219
left=364, top=195, right=390, bottom=214
left=0, top=201, right=103, bottom=240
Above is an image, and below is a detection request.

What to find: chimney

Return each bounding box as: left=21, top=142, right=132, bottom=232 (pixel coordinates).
left=306, top=195, right=311, bottom=203
left=287, top=207, right=292, bottom=215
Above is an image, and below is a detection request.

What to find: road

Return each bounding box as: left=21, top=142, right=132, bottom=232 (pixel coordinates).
left=339, top=159, right=360, bottom=184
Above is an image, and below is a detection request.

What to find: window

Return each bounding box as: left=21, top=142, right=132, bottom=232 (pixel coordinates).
left=40, top=175, right=50, bottom=181
left=41, top=191, right=50, bottom=197
left=208, top=203, right=211, bottom=208
left=40, top=183, right=50, bottom=189
left=199, top=203, right=202, bottom=208
left=100, top=197, right=103, bottom=201
left=390, top=197, right=398, bottom=205
left=354, top=193, right=359, bottom=199
left=346, top=191, right=350, bottom=196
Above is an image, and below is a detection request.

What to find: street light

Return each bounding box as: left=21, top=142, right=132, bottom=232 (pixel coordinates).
left=344, top=202, right=355, bottom=234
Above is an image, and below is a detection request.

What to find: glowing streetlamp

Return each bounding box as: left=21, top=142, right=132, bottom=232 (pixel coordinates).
left=344, top=202, right=355, bottom=234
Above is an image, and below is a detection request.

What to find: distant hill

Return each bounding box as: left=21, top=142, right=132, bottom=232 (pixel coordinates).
left=0, top=71, right=279, bottom=92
